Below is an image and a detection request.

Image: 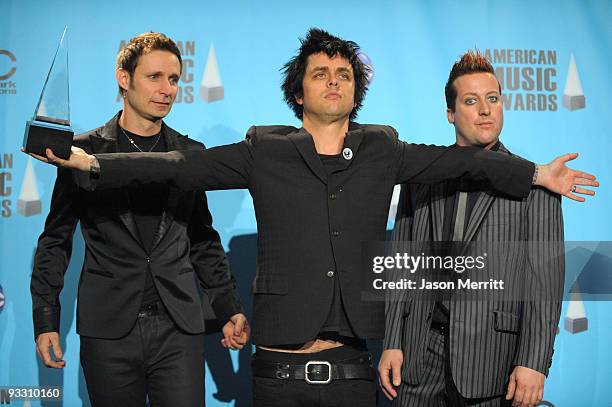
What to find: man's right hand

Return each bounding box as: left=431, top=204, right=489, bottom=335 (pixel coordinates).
left=378, top=349, right=404, bottom=400
left=25, top=147, right=94, bottom=172
left=35, top=332, right=66, bottom=369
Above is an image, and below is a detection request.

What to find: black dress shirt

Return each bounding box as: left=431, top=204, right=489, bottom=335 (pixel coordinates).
left=117, top=128, right=167, bottom=306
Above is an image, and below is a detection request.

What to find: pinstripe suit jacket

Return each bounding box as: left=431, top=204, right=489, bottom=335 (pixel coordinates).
left=384, top=144, right=564, bottom=398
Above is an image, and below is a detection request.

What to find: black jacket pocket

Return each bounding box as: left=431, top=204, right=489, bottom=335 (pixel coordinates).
left=493, top=310, right=521, bottom=334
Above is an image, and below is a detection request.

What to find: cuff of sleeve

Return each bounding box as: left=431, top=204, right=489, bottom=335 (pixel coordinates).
left=513, top=358, right=550, bottom=377
left=210, top=289, right=244, bottom=325
left=513, top=345, right=552, bottom=377
left=72, top=164, right=98, bottom=191
left=513, top=160, right=536, bottom=199
left=383, top=327, right=403, bottom=350
left=33, top=306, right=60, bottom=341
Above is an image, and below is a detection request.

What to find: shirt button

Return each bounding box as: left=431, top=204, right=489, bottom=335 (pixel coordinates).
left=329, top=193, right=337, bottom=200
left=332, top=231, right=340, bottom=237
left=327, top=270, right=335, bottom=278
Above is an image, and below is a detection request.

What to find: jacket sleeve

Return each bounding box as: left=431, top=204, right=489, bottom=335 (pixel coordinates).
left=513, top=188, right=564, bottom=376
left=81, top=133, right=256, bottom=192
left=384, top=184, right=415, bottom=350
left=188, top=188, right=243, bottom=326
left=30, top=166, right=80, bottom=340
left=392, top=129, right=535, bottom=199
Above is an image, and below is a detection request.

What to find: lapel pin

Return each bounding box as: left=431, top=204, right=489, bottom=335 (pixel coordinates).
left=342, top=147, right=353, bottom=160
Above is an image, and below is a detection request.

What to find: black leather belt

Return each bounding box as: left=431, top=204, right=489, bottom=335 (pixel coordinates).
left=252, top=355, right=376, bottom=384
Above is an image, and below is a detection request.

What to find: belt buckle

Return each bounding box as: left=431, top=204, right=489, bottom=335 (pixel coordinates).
left=305, top=361, right=331, bottom=384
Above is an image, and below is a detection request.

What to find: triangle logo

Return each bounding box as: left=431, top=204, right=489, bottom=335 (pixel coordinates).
left=17, top=157, right=42, bottom=217
left=562, top=53, right=586, bottom=111
left=200, top=43, right=224, bottom=103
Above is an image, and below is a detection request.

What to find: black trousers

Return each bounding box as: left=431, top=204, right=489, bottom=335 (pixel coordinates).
left=80, top=303, right=205, bottom=407
left=252, top=346, right=376, bottom=407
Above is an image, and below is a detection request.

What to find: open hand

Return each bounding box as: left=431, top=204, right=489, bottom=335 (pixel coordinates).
left=536, top=153, right=599, bottom=202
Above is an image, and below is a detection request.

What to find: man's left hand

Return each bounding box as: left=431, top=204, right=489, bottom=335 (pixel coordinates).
left=535, top=153, right=599, bottom=202
left=221, top=313, right=249, bottom=350
left=505, top=365, right=545, bottom=407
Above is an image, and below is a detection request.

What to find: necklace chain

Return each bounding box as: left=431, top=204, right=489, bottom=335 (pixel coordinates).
left=120, top=126, right=162, bottom=152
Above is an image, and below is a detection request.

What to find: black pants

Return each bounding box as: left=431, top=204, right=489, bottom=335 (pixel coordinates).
left=252, top=346, right=376, bottom=407
left=80, top=303, right=205, bottom=407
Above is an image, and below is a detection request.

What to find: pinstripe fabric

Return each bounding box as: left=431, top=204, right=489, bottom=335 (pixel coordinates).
left=394, top=330, right=511, bottom=407
left=384, top=144, right=564, bottom=400
left=395, top=330, right=446, bottom=407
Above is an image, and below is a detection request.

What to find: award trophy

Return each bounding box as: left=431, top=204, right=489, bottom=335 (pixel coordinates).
left=23, top=26, right=74, bottom=159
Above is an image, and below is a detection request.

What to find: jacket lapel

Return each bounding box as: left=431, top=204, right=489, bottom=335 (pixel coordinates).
left=89, top=114, right=121, bottom=154
left=462, top=192, right=496, bottom=243
left=430, top=182, right=447, bottom=242
left=462, top=144, right=511, bottom=243
left=90, top=113, right=142, bottom=245
left=336, top=123, right=365, bottom=172
left=287, top=127, right=328, bottom=184
left=150, top=123, right=182, bottom=251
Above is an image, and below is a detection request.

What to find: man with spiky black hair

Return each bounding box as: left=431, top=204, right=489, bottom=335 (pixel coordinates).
left=281, top=28, right=370, bottom=121
left=31, top=29, right=596, bottom=406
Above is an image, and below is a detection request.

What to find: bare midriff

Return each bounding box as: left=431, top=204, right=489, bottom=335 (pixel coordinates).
left=258, top=338, right=344, bottom=353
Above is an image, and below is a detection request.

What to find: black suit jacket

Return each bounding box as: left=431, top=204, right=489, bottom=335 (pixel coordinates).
left=31, top=113, right=242, bottom=339
left=84, top=123, right=535, bottom=345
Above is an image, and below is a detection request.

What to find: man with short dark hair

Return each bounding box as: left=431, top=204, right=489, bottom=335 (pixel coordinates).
left=31, top=32, right=247, bottom=406
left=32, top=30, right=596, bottom=406
left=379, top=51, right=564, bottom=407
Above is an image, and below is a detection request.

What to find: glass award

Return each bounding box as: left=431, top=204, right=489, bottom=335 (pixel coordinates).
left=23, top=26, right=74, bottom=159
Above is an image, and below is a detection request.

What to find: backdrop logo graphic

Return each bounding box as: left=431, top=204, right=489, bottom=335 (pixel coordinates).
left=563, top=242, right=612, bottom=333
left=17, top=157, right=41, bottom=217
left=0, top=284, right=5, bottom=313
left=0, top=153, right=13, bottom=218
left=116, top=40, right=196, bottom=104
left=0, top=50, right=17, bottom=95
left=565, top=291, right=588, bottom=333
left=562, top=53, right=585, bottom=111
left=485, top=48, right=558, bottom=112
left=200, top=43, right=223, bottom=103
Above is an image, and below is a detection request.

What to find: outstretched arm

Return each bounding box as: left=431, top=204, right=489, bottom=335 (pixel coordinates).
left=27, top=138, right=254, bottom=192
left=394, top=140, right=598, bottom=202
